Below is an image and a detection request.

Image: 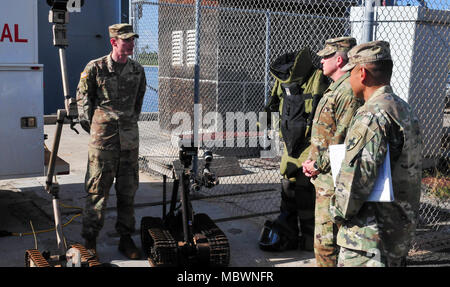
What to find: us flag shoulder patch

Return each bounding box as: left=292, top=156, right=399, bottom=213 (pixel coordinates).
left=80, top=71, right=88, bottom=79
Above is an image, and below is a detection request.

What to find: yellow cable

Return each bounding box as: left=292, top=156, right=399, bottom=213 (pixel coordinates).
left=58, top=202, right=83, bottom=210
left=30, top=220, right=38, bottom=249
left=11, top=203, right=83, bottom=237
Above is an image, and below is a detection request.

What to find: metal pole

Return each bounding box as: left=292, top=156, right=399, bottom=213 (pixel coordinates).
left=363, top=0, right=376, bottom=43
left=52, top=196, right=66, bottom=253
left=58, top=48, right=77, bottom=118
left=193, top=0, right=202, bottom=174
left=264, top=10, right=271, bottom=106
left=129, top=0, right=133, bottom=25
left=45, top=110, right=67, bottom=255
left=263, top=10, right=271, bottom=152
left=56, top=32, right=77, bottom=120
left=180, top=173, right=191, bottom=243
left=59, top=49, right=70, bottom=98
left=46, top=109, right=66, bottom=191
left=117, top=0, right=122, bottom=23
left=162, top=174, right=167, bottom=220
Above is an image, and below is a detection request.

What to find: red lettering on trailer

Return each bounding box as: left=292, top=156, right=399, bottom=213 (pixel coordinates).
left=1, top=24, right=13, bottom=42
left=14, top=24, right=28, bottom=43
left=0, top=24, right=28, bottom=43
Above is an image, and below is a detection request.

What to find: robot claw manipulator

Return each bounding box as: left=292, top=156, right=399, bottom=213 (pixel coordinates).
left=178, top=142, right=219, bottom=193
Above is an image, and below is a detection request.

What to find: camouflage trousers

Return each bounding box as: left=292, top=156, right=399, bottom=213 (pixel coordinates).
left=81, top=147, right=139, bottom=240
left=337, top=246, right=385, bottom=267
left=314, top=187, right=339, bottom=267
left=338, top=246, right=408, bottom=267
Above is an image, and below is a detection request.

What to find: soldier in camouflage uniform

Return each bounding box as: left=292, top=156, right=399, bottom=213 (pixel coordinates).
left=301, top=37, right=363, bottom=267
left=329, top=41, right=422, bottom=267
left=76, top=23, right=147, bottom=259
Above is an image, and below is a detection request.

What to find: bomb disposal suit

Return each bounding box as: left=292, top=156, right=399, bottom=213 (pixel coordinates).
left=259, top=48, right=328, bottom=251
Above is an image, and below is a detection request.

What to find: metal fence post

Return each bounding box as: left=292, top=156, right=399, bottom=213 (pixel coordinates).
left=128, top=0, right=132, bottom=25
left=363, top=0, right=376, bottom=43
left=265, top=10, right=271, bottom=107
left=263, top=9, right=271, bottom=151
left=193, top=0, right=202, bottom=174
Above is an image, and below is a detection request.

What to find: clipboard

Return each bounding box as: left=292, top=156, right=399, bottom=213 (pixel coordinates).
left=329, top=144, right=394, bottom=202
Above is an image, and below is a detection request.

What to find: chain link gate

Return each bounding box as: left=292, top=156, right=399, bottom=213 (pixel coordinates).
left=131, top=0, right=449, bottom=265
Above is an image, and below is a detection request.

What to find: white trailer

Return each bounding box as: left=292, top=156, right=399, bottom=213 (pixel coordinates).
left=0, top=0, right=68, bottom=180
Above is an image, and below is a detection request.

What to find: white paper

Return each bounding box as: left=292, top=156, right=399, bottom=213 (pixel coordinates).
left=329, top=144, right=346, bottom=187
left=329, top=144, right=394, bottom=202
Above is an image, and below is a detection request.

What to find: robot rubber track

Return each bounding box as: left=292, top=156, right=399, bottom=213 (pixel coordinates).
left=141, top=213, right=230, bottom=267
left=25, top=244, right=101, bottom=267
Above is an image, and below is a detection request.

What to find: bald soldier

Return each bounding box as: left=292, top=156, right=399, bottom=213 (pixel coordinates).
left=329, top=41, right=422, bottom=267
left=76, top=23, right=147, bottom=259
left=302, top=37, right=363, bottom=267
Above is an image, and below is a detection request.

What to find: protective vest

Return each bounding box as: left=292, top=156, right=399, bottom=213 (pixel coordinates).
left=265, top=48, right=328, bottom=179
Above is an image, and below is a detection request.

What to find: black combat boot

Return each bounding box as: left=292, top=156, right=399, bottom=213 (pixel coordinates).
left=118, top=234, right=141, bottom=259
left=84, top=237, right=99, bottom=260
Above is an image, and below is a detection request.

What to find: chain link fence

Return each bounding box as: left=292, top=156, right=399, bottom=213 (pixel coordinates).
left=131, top=0, right=450, bottom=264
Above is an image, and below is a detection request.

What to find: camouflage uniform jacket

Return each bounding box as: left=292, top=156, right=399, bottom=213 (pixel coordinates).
left=76, top=53, right=147, bottom=151
left=330, top=85, right=422, bottom=259
left=309, top=72, right=363, bottom=192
